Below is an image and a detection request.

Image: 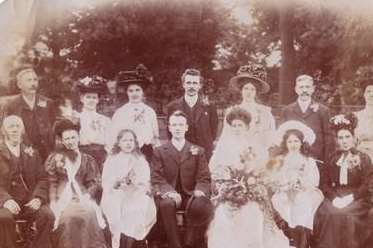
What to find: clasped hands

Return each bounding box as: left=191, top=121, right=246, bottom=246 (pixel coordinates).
left=162, top=190, right=205, bottom=207
left=332, top=194, right=354, bottom=209
left=3, top=198, right=42, bottom=215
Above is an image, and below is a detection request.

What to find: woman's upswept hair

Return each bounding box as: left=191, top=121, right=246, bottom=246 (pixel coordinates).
left=278, top=129, right=311, bottom=157
left=111, top=129, right=142, bottom=156
left=225, top=106, right=252, bottom=127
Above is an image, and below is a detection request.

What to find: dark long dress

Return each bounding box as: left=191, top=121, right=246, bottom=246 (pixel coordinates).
left=45, top=151, right=108, bottom=248
left=313, top=149, right=373, bottom=248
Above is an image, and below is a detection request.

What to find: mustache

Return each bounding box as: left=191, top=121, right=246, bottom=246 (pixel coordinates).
left=300, top=92, right=311, bottom=96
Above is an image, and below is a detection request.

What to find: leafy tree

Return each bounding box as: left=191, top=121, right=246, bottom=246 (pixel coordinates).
left=14, top=0, right=232, bottom=112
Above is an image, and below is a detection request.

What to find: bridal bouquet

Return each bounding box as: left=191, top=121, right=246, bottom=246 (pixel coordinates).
left=213, top=167, right=270, bottom=210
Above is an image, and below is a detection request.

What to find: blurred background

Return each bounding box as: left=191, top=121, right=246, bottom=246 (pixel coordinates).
left=1, top=0, right=373, bottom=113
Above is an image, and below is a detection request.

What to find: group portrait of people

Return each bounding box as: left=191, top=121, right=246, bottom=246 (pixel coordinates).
left=1, top=61, right=373, bottom=248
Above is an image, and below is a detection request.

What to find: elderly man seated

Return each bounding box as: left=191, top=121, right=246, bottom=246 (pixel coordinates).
left=0, top=115, right=54, bottom=248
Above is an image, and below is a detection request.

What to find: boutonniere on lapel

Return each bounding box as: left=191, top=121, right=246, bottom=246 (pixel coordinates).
left=24, top=146, right=34, bottom=157
left=37, top=100, right=47, bottom=108
left=309, top=103, right=319, bottom=112
left=190, top=145, right=200, bottom=155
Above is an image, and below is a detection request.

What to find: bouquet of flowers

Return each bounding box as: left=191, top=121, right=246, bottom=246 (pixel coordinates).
left=114, top=168, right=136, bottom=190
left=213, top=167, right=270, bottom=210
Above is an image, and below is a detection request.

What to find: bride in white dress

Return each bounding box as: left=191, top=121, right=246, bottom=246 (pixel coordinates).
left=207, top=107, right=290, bottom=248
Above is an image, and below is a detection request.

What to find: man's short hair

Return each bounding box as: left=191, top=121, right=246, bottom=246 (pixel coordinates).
left=15, top=65, right=36, bottom=83
left=296, top=74, right=314, bottom=85
left=181, top=68, right=203, bottom=84
left=168, top=110, right=188, bottom=125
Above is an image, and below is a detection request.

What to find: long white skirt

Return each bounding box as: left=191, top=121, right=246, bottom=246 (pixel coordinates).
left=272, top=189, right=324, bottom=230
left=207, top=201, right=290, bottom=248
left=101, top=188, right=156, bottom=248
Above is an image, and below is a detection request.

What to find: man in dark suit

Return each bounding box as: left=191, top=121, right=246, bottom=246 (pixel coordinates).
left=166, top=69, right=219, bottom=159
left=1, top=66, right=55, bottom=160
left=0, top=115, right=54, bottom=248
left=151, top=110, right=212, bottom=248
left=281, top=74, right=333, bottom=161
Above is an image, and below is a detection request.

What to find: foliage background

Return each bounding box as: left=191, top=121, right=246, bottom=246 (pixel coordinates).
left=4, top=0, right=373, bottom=114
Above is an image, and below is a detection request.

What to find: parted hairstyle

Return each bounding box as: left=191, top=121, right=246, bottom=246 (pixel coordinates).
left=111, top=129, right=142, bottom=156
left=278, top=129, right=311, bottom=157
left=181, top=68, right=204, bottom=84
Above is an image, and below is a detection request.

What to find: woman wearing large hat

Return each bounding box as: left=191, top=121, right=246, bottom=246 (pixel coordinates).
left=224, top=63, right=275, bottom=148
left=77, top=75, right=111, bottom=173
left=109, top=64, right=160, bottom=162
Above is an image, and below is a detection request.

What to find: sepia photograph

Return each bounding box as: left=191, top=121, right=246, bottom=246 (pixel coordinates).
left=1, top=0, right=373, bottom=247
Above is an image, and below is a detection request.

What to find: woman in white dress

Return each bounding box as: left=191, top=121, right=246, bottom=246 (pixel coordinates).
left=77, top=76, right=111, bottom=173
left=101, top=129, right=156, bottom=248
left=354, top=82, right=373, bottom=160
left=109, top=65, right=160, bottom=162
left=271, top=121, right=324, bottom=248
left=226, top=63, right=275, bottom=148
left=208, top=107, right=290, bottom=248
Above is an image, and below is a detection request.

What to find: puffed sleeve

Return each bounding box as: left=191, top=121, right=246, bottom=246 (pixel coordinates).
left=302, top=158, right=320, bottom=189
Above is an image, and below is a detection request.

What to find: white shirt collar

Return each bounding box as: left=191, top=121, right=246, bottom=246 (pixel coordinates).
left=22, top=94, right=36, bottom=110
left=297, top=98, right=312, bottom=113
left=5, top=140, right=21, bottom=157
left=171, top=139, right=186, bottom=151
left=184, top=95, right=198, bottom=108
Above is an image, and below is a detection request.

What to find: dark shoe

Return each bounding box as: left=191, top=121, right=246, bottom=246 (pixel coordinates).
left=120, top=233, right=136, bottom=248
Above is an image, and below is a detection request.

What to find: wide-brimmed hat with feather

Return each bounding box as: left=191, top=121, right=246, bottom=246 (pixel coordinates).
left=229, top=63, right=270, bottom=94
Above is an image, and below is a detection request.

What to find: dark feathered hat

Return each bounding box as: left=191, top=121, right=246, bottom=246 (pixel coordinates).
left=229, top=63, right=270, bottom=94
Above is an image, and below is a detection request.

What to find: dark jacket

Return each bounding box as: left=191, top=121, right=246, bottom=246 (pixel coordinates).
left=281, top=100, right=333, bottom=161
left=166, top=96, right=219, bottom=159
left=45, top=151, right=101, bottom=203
left=150, top=141, right=211, bottom=197
left=0, top=142, right=49, bottom=206
left=1, top=94, right=55, bottom=159
left=320, top=149, right=373, bottom=201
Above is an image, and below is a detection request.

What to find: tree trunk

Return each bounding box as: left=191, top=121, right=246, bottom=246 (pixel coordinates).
left=278, top=2, right=296, bottom=105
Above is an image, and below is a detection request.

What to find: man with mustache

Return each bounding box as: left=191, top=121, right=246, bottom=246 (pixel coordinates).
left=1, top=66, right=55, bottom=160
left=281, top=74, right=333, bottom=162
left=0, top=115, right=54, bottom=248
left=166, top=69, right=218, bottom=160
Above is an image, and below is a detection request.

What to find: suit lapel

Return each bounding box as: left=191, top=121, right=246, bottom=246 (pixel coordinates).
left=164, top=142, right=180, bottom=164
left=291, top=101, right=315, bottom=119
left=0, top=142, right=12, bottom=161
left=291, top=102, right=304, bottom=118
left=193, top=97, right=206, bottom=123
left=180, top=141, right=192, bottom=164
left=302, top=100, right=317, bottom=119
left=178, top=97, right=189, bottom=114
